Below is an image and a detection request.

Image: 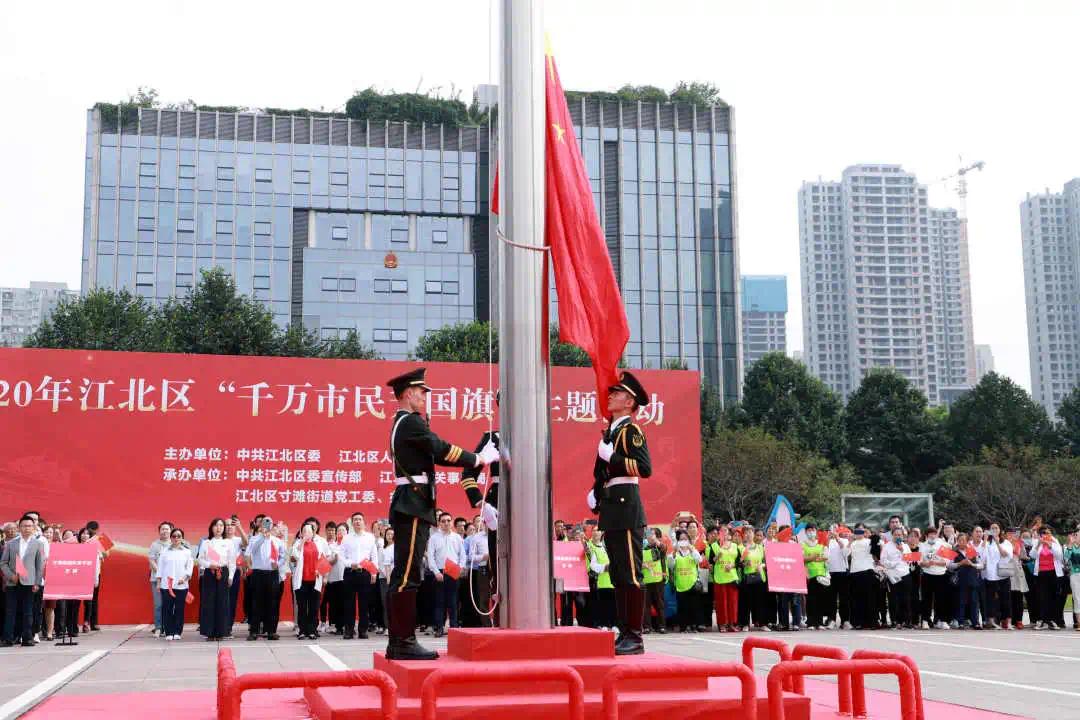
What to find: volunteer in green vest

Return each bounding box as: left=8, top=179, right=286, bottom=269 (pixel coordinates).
left=642, top=528, right=668, bottom=633
left=669, top=529, right=701, bottom=633
left=741, top=529, right=768, bottom=630
left=586, top=531, right=616, bottom=630
left=709, top=529, right=741, bottom=632
left=802, top=523, right=830, bottom=628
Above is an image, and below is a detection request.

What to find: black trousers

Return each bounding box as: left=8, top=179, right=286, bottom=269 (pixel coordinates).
left=851, top=570, right=878, bottom=628
left=644, top=582, right=666, bottom=630
left=921, top=573, right=949, bottom=625
left=243, top=572, right=255, bottom=622
left=1035, top=573, right=1061, bottom=625
left=675, top=589, right=697, bottom=630
left=249, top=569, right=280, bottom=636
left=887, top=575, right=913, bottom=626
left=603, top=527, right=644, bottom=589
left=3, top=585, right=34, bottom=643
left=160, top=588, right=187, bottom=636
left=228, top=572, right=242, bottom=634
left=89, top=584, right=100, bottom=626
left=57, top=599, right=80, bottom=639
left=343, top=568, right=374, bottom=633
left=741, top=581, right=767, bottom=627
left=828, top=571, right=850, bottom=625
left=806, top=579, right=828, bottom=627
left=468, top=568, right=492, bottom=627
left=296, top=580, right=320, bottom=636
left=593, top=587, right=616, bottom=628
left=985, top=578, right=1010, bottom=623
left=1010, top=590, right=1026, bottom=625
left=326, top=581, right=344, bottom=630
left=32, top=588, right=43, bottom=635
left=200, top=571, right=231, bottom=639
left=388, top=514, right=431, bottom=593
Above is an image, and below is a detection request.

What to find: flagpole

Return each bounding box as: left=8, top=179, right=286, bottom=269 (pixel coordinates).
left=497, top=0, right=551, bottom=628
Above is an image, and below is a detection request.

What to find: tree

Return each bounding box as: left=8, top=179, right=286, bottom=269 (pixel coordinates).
left=946, top=372, right=1061, bottom=458
left=845, top=368, right=952, bottom=492
left=701, top=426, right=816, bottom=522
left=549, top=325, right=591, bottom=367
left=668, top=81, right=726, bottom=107
left=700, top=382, right=725, bottom=442
left=804, top=463, right=868, bottom=526
left=739, top=352, right=848, bottom=464
left=413, top=321, right=496, bottom=363
left=24, top=288, right=158, bottom=352
left=1056, top=384, right=1080, bottom=455
left=275, top=324, right=323, bottom=358
left=157, top=268, right=279, bottom=356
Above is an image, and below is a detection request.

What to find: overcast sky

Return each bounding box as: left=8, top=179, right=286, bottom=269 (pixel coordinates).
left=3, top=0, right=1078, bottom=391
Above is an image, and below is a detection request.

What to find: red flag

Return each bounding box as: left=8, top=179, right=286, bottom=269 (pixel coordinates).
left=360, top=559, right=378, bottom=576
left=235, top=553, right=246, bottom=568
left=544, top=51, right=629, bottom=411
left=903, top=552, right=922, bottom=563
left=15, top=553, right=28, bottom=580
left=185, top=590, right=194, bottom=605
left=207, top=544, right=223, bottom=565
left=443, top=558, right=462, bottom=581
left=317, top=557, right=332, bottom=576
left=936, top=546, right=959, bottom=561
left=167, top=576, right=175, bottom=598
left=269, top=540, right=279, bottom=564
left=95, top=534, right=115, bottom=552
left=776, top=528, right=793, bottom=542
left=965, top=545, right=978, bottom=560
left=817, top=530, right=830, bottom=546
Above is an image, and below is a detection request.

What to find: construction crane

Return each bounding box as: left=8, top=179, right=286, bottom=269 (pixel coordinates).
left=936, top=158, right=985, bottom=217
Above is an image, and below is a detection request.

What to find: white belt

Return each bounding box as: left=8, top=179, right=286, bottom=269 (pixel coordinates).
left=395, top=475, right=428, bottom=486
left=604, top=476, right=639, bottom=488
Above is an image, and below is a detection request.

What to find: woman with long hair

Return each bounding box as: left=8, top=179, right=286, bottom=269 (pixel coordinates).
left=291, top=521, right=330, bottom=640
left=198, top=518, right=234, bottom=641
left=157, top=528, right=194, bottom=640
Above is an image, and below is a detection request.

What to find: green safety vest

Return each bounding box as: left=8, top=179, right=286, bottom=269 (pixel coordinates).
left=710, top=542, right=739, bottom=585
left=803, top=542, right=827, bottom=578
left=673, top=553, right=698, bottom=593
left=590, top=543, right=613, bottom=589
left=642, top=547, right=665, bottom=585
left=742, top=544, right=765, bottom=582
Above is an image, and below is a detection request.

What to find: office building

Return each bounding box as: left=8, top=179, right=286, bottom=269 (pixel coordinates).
left=82, top=92, right=740, bottom=399
left=799, top=164, right=976, bottom=404
left=1021, top=178, right=1080, bottom=414
left=974, top=344, right=994, bottom=382
left=740, top=275, right=787, bottom=374
left=0, top=282, right=77, bottom=347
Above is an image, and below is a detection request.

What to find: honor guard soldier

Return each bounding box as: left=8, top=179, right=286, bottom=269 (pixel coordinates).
left=588, top=371, right=652, bottom=655
left=462, top=391, right=501, bottom=618
left=385, top=368, right=499, bottom=660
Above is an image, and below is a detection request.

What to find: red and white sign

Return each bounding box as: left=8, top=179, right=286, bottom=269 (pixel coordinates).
left=43, top=542, right=98, bottom=600
left=764, top=542, right=807, bottom=594
left=0, top=348, right=701, bottom=623
left=553, top=540, right=589, bottom=592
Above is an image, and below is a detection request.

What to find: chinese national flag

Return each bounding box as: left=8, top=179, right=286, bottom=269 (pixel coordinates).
left=817, top=530, right=830, bottom=546
left=360, top=559, right=378, bottom=576
left=167, top=576, right=175, bottom=598
left=965, top=545, right=978, bottom=560
left=15, top=554, right=28, bottom=579
left=936, top=546, right=959, bottom=562
left=207, top=545, right=223, bottom=565
left=317, top=557, right=333, bottom=576
left=235, top=553, right=246, bottom=568
left=269, top=541, right=279, bottom=564
left=776, top=528, right=793, bottom=543
left=96, top=534, right=115, bottom=552
left=493, top=48, right=629, bottom=410
left=443, top=558, right=462, bottom=581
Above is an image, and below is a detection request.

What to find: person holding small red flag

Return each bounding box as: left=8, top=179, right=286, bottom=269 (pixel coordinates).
left=1, top=516, right=46, bottom=647
left=198, top=518, right=235, bottom=641
left=156, top=527, right=194, bottom=641
left=245, top=517, right=286, bottom=641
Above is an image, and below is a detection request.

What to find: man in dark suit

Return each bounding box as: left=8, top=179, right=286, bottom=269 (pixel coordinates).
left=385, top=368, right=499, bottom=660
left=1, top=516, right=47, bottom=647
left=590, top=371, right=652, bottom=655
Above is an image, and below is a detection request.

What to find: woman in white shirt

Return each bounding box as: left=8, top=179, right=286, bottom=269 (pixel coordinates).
left=157, top=528, right=195, bottom=640
left=198, top=518, right=235, bottom=641
left=325, top=524, right=347, bottom=634
left=880, top=528, right=913, bottom=629
left=290, top=522, right=330, bottom=640
left=848, top=528, right=877, bottom=630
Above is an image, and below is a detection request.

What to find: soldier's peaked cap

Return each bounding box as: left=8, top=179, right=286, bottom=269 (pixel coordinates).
left=387, top=367, right=431, bottom=396
left=608, top=371, right=649, bottom=406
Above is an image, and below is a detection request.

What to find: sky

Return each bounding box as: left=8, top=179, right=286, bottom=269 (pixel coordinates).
left=2, top=0, right=1079, bottom=391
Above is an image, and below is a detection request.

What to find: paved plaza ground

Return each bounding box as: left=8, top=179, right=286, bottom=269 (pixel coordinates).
left=1, top=624, right=1077, bottom=719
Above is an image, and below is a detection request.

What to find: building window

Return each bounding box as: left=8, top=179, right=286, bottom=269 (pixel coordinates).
left=391, top=229, right=408, bottom=244
left=253, top=275, right=270, bottom=290
left=374, top=328, right=407, bottom=343
left=177, top=218, right=195, bottom=233
left=331, top=226, right=348, bottom=241
left=443, top=281, right=458, bottom=295
left=432, top=230, right=448, bottom=244
left=425, top=280, right=442, bottom=294
left=176, top=273, right=193, bottom=289
left=391, top=280, right=407, bottom=293
left=292, top=170, right=310, bottom=184
left=139, top=162, right=156, bottom=177
left=339, top=278, right=356, bottom=292
left=138, top=216, right=155, bottom=231
left=216, top=220, right=233, bottom=234
left=254, top=221, right=271, bottom=236
left=331, top=172, right=348, bottom=186
left=217, top=166, right=234, bottom=181
left=255, top=168, right=272, bottom=183
left=374, top=279, right=391, bottom=294
left=179, top=165, right=196, bottom=179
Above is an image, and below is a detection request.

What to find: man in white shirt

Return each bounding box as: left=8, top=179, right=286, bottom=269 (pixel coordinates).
left=245, top=518, right=286, bottom=641
left=338, top=512, right=378, bottom=639
left=825, top=527, right=851, bottom=629
left=427, top=512, right=466, bottom=637
left=918, top=527, right=951, bottom=629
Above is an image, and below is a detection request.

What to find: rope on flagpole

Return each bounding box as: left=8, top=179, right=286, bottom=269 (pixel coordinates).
left=497, top=227, right=549, bottom=253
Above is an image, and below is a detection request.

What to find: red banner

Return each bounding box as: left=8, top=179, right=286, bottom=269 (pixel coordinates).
left=764, top=542, right=807, bottom=594
left=553, top=540, right=589, bottom=592
left=0, top=348, right=700, bottom=622
left=44, top=542, right=99, bottom=600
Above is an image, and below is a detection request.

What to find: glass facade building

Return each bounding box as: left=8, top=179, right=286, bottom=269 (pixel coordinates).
left=740, top=275, right=787, bottom=375
left=82, top=96, right=739, bottom=400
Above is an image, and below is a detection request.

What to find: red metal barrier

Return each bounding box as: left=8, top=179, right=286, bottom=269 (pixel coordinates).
left=790, top=643, right=851, bottom=714
left=601, top=662, right=757, bottom=720
left=420, top=665, right=585, bottom=720
left=214, top=651, right=397, bottom=720
left=742, top=636, right=794, bottom=692
left=766, top=659, right=916, bottom=720
left=851, top=649, right=925, bottom=720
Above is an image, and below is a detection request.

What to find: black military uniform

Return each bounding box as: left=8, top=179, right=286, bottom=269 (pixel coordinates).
left=386, top=368, right=486, bottom=660
left=591, top=371, right=652, bottom=655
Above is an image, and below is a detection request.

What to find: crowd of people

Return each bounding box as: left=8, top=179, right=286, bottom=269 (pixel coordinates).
left=0, top=513, right=106, bottom=646
left=566, top=514, right=1080, bottom=634
left=4, top=509, right=1080, bottom=647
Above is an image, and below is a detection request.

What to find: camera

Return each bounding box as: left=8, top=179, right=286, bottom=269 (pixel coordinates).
left=262, top=517, right=273, bottom=530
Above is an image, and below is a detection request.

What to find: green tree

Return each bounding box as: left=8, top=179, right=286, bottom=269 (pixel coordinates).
left=739, top=352, right=848, bottom=464
left=549, top=325, right=591, bottom=367
left=804, top=463, right=867, bottom=526
left=24, top=288, right=158, bottom=352
left=668, top=81, right=726, bottom=107
left=946, top=372, right=1061, bottom=458
left=413, top=321, right=496, bottom=363
left=321, top=329, right=381, bottom=360
left=701, top=426, right=815, bottom=522
left=845, top=368, right=952, bottom=492
left=275, top=324, right=323, bottom=358
left=700, top=382, right=725, bottom=442
left=1055, top=384, right=1080, bottom=455
left=157, top=268, right=279, bottom=356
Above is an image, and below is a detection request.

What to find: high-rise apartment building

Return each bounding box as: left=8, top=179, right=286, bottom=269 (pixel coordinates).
left=81, top=93, right=741, bottom=399
left=799, top=164, right=976, bottom=404
left=740, top=275, right=786, bottom=375
left=974, top=344, right=995, bottom=382
left=1021, top=178, right=1080, bottom=414
left=0, top=282, right=78, bottom=346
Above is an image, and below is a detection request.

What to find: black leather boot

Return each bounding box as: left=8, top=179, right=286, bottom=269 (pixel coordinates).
left=385, top=589, right=439, bottom=661
left=614, top=587, right=645, bottom=656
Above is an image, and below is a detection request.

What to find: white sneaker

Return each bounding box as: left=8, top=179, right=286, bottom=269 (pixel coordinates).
left=827, top=621, right=837, bottom=630
left=842, top=622, right=853, bottom=630
left=151, top=629, right=160, bottom=637
left=936, top=621, right=950, bottom=630
left=920, top=621, right=930, bottom=630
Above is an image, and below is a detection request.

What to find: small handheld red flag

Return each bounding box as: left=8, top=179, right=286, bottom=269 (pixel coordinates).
left=15, top=554, right=28, bottom=579
left=817, top=530, right=830, bottom=546
left=96, top=534, right=115, bottom=552
left=903, top=552, right=922, bottom=563
left=185, top=590, right=194, bottom=605
left=936, top=546, right=959, bottom=561
left=776, top=528, right=793, bottom=543
left=269, top=540, right=280, bottom=564
left=360, top=559, right=378, bottom=576
left=167, top=576, right=175, bottom=598
left=965, top=545, right=978, bottom=560
left=443, top=558, right=461, bottom=581
left=207, top=545, right=223, bottom=565
left=316, top=557, right=332, bottom=576
left=235, top=553, right=246, bottom=568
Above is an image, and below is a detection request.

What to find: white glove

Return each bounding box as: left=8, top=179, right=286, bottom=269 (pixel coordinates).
left=597, top=439, right=614, bottom=462
left=477, top=444, right=500, bottom=466
left=587, top=489, right=597, bottom=511
left=481, top=502, right=499, bottom=531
